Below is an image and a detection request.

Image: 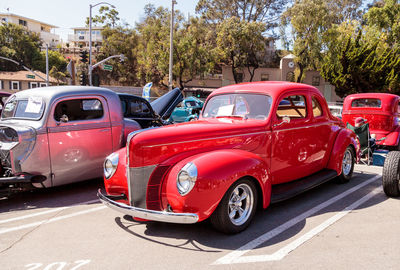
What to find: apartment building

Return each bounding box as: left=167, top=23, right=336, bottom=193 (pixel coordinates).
left=67, top=27, right=103, bottom=51
left=0, top=13, right=60, bottom=47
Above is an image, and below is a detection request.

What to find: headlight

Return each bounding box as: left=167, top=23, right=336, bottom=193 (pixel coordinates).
left=177, top=162, right=197, bottom=196
left=103, top=152, right=119, bottom=179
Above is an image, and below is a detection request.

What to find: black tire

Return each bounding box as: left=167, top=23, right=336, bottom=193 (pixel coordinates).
left=382, top=151, right=400, bottom=197
left=337, top=146, right=355, bottom=184
left=210, top=178, right=258, bottom=234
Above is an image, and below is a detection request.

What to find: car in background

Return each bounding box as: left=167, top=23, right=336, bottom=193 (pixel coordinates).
left=328, top=104, right=343, bottom=119
left=99, top=81, right=358, bottom=234
left=118, top=88, right=183, bottom=128
left=342, top=93, right=400, bottom=150
left=169, top=96, right=204, bottom=123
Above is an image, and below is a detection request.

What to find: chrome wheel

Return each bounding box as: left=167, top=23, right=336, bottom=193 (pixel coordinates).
left=342, top=148, right=353, bottom=176
left=227, top=183, right=254, bottom=226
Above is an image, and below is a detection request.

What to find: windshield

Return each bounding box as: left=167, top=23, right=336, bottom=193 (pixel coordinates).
left=2, top=96, right=45, bottom=120
left=202, top=93, right=272, bottom=120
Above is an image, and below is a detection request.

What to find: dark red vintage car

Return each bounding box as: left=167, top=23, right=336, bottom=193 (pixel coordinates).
left=342, top=93, right=400, bottom=150
left=98, top=81, right=359, bottom=233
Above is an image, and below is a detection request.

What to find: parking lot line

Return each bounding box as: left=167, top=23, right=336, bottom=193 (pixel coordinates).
left=0, top=206, right=106, bottom=235
left=0, top=199, right=99, bottom=225
left=213, top=175, right=381, bottom=265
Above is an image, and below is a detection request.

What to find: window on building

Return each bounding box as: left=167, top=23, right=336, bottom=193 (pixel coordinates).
left=11, top=81, right=20, bottom=90
left=1, top=18, right=7, bottom=22
left=30, top=82, right=38, bottom=88
left=286, top=71, right=295, bottom=82
left=236, top=73, right=244, bottom=83
left=40, top=83, right=47, bottom=87
left=312, top=76, right=320, bottom=86
left=0, top=80, right=3, bottom=90
left=18, top=19, right=27, bottom=26
left=261, top=73, right=269, bottom=81
left=41, top=26, right=44, bottom=31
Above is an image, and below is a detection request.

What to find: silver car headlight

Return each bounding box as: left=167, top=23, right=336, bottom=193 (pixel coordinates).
left=104, top=152, right=119, bottom=179
left=177, top=162, right=197, bottom=196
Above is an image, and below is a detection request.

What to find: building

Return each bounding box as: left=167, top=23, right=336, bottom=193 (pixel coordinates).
left=67, top=27, right=103, bottom=52
left=0, top=13, right=60, bottom=47
left=0, top=71, right=58, bottom=92
left=185, top=54, right=342, bottom=103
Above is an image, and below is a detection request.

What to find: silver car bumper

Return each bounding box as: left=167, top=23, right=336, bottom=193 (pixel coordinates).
left=97, top=189, right=199, bottom=224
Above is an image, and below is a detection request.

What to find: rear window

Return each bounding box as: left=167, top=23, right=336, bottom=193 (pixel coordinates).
left=351, top=98, right=381, bottom=108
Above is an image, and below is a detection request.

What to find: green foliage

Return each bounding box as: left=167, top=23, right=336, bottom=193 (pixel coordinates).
left=216, top=17, right=267, bottom=82
left=320, top=1, right=400, bottom=96
left=0, top=22, right=42, bottom=71
left=96, top=26, right=139, bottom=86
left=86, top=7, right=120, bottom=28
left=196, top=0, right=288, bottom=30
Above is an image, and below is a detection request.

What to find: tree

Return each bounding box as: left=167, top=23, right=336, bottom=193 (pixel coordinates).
left=0, top=22, right=42, bottom=71
left=96, top=26, right=140, bottom=86
left=281, top=0, right=363, bottom=82
left=216, top=17, right=267, bottom=83
left=86, top=6, right=120, bottom=28
left=196, top=0, right=288, bottom=31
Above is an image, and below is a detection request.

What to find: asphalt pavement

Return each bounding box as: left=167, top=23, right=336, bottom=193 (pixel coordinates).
left=0, top=165, right=398, bottom=270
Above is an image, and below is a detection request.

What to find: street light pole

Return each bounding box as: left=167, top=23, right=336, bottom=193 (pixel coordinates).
left=89, top=2, right=115, bottom=86
left=168, top=0, right=176, bottom=91
left=45, top=44, right=49, bottom=86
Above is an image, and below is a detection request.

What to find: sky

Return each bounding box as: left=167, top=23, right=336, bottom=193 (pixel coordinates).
left=1, top=0, right=197, bottom=42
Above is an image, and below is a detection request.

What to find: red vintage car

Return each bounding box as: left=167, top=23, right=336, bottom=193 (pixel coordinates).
left=342, top=93, right=400, bottom=150
left=98, top=81, right=359, bottom=234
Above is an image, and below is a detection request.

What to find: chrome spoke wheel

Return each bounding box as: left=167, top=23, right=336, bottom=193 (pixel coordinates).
left=227, top=183, right=254, bottom=226
left=342, top=148, right=352, bottom=176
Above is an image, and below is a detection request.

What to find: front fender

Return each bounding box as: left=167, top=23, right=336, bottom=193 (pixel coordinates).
left=163, top=149, right=270, bottom=222
left=327, top=128, right=359, bottom=175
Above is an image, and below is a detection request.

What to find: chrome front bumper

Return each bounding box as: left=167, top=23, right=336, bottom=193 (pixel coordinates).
left=97, top=189, right=199, bottom=224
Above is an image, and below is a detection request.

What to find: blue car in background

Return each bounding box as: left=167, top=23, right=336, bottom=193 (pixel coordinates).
left=169, top=96, right=204, bottom=123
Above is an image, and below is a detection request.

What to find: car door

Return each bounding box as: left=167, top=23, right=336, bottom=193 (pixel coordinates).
left=47, top=96, right=112, bottom=186
left=270, top=91, right=320, bottom=184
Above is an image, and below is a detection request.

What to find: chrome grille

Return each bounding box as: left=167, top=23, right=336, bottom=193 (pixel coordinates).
left=128, top=165, right=157, bottom=208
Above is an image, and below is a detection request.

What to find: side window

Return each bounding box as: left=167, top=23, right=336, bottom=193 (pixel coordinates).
left=312, top=97, right=323, bottom=117
left=276, top=95, right=307, bottom=119
left=54, top=98, right=104, bottom=122
left=128, top=100, right=151, bottom=117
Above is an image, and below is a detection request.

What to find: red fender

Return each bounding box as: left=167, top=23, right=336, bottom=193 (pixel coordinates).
left=163, top=149, right=271, bottom=222
left=327, top=129, right=359, bottom=175
left=103, top=147, right=128, bottom=204
left=379, top=126, right=400, bottom=147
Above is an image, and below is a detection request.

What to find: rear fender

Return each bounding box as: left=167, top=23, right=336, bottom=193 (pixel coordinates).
left=379, top=126, right=400, bottom=147
left=327, top=129, right=358, bottom=174
left=163, top=149, right=271, bottom=222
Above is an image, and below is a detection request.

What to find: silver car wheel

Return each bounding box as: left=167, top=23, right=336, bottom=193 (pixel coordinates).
left=228, top=183, right=254, bottom=226
left=342, top=148, right=353, bottom=176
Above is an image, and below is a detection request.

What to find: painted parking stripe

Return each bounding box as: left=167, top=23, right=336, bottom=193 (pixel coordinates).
left=213, top=175, right=381, bottom=265
left=0, top=199, right=99, bottom=225
left=0, top=206, right=106, bottom=235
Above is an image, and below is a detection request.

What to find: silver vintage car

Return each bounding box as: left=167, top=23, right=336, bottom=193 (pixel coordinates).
left=0, top=86, right=182, bottom=197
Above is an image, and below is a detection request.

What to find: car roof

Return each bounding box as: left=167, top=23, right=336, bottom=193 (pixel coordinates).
left=10, top=86, right=117, bottom=104
left=208, top=81, right=321, bottom=100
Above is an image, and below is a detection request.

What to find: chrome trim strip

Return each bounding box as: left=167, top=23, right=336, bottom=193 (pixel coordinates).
left=47, top=122, right=111, bottom=133
left=98, top=189, right=199, bottom=224
left=143, top=130, right=269, bottom=148
left=273, top=122, right=336, bottom=132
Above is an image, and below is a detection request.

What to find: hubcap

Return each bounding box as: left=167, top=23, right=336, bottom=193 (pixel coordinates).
left=342, top=149, right=353, bottom=176
left=228, top=183, right=254, bottom=226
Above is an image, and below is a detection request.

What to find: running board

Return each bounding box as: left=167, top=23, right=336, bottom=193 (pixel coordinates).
left=271, top=169, right=338, bottom=203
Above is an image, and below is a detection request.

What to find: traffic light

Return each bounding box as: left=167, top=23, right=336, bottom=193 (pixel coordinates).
left=79, top=73, right=87, bottom=85
left=79, top=50, right=88, bottom=63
